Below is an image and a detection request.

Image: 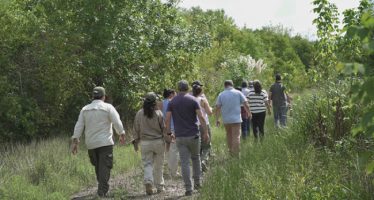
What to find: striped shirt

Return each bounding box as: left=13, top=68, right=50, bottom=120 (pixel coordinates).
left=247, top=90, right=268, bottom=113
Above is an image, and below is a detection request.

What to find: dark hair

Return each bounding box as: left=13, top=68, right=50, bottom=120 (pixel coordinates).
left=93, top=95, right=104, bottom=100
left=241, top=81, right=248, bottom=88
left=143, top=100, right=156, bottom=118
left=163, top=88, right=175, bottom=99
left=192, top=85, right=203, bottom=97
left=224, top=80, right=233, bottom=87
left=253, top=80, right=262, bottom=94
left=275, top=74, right=282, bottom=81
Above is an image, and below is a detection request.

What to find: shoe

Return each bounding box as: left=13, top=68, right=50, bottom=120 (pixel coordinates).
left=185, top=190, right=193, bottom=196
left=194, top=184, right=201, bottom=190
left=202, top=162, right=208, bottom=172
left=157, top=186, right=165, bottom=193
left=145, top=183, right=153, bottom=195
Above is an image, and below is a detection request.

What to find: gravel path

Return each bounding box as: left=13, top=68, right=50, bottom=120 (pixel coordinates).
left=71, top=167, right=199, bottom=200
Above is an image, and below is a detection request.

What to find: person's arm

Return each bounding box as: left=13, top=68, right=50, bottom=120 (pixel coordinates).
left=202, top=98, right=213, bottom=115
left=197, top=109, right=209, bottom=143
left=71, top=109, right=84, bottom=154
left=264, top=92, right=271, bottom=115
left=243, top=101, right=252, bottom=119
left=268, top=91, right=272, bottom=107
left=215, top=105, right=222, bottom=127
left=132, top=112, right=141, bottom=151
left=109, top=106, right=126, bottom=144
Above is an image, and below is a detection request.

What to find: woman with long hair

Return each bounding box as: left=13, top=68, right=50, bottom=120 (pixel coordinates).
left=133, top=92, right=169, bottom=195
left=192, top=82, right=213, bottom=172
left=159, top=88, right=180, bottom=178
left=247, top=80, right=271, bottom=140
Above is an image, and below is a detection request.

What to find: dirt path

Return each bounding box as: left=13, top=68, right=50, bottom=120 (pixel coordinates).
left=71, top=168, right=199, bottom=200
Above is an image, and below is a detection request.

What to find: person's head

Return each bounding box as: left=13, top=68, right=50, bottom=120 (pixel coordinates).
left=224, top=80, right=234, bottom=88
left=143, top=92, right=158, bottom=118
left=192, top=84, right=203, bottom=97
left=275, top=74, right=282, bottom=82
left=253, top=80, right=262, bottom=94
left=93, top=86, right=106, bottom=100
left=241, top=81, right=248, bottom=88
left=178, top=80, right=189, bottom=92
left=191, top=80, right=203, bottom=87
left=248, top=81, right=254, bottom=88
left=163, top=88, right=176, bottom=99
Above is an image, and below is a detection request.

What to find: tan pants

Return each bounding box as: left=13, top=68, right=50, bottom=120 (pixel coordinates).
left=141, top=139, right=165, bottom=190
left=224, top=123, right=241, bottom=157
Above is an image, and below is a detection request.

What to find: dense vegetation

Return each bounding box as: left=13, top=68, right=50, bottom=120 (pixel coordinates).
left=0, top=0, right=314, bottom=142
left=0, top=0, right=373, bottom=199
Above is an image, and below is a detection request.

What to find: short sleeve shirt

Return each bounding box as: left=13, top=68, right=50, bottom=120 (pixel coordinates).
left=270, top=82, right=287, bottom=107
left=248, top=90, right=268, bottom=113
left=167, top=93, right=200, bottom=137
left=216, top=87, right=247, bottom=124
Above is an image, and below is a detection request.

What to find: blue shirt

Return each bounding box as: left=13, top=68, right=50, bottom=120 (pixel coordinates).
left=167, top=93, right=200, bottom=137
left=162, top=99, right=174, bottom=131
left=216, top=87, right=247, bottom=124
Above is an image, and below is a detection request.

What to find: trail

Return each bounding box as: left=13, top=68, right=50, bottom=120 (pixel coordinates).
left=71, top=167, right=199, bottom=200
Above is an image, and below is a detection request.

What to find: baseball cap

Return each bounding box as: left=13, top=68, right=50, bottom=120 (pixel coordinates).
left=178, top=80, right=189, bottom=91
left=93, top=87, right=105, bottom=98
left=145, top=92, right=158, bottom=103
left=191, top=80, right=203, bottom=87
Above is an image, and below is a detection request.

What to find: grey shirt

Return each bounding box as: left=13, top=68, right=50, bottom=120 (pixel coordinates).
left=269, top=82, right=287, bottom=107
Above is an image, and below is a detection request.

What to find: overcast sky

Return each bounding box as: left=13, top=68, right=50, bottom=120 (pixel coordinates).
left=178, top=0, right=361, bottom=39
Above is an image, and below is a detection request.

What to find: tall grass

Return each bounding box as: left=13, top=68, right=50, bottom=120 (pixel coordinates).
left=201, top=117, right=373, bottom=199
left=0, top=137, right=140, bottom=200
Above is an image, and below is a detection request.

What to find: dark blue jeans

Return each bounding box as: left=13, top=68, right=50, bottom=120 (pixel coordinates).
left=241, top=117, right=250, bottom=139
left=273, top=105, right=288, bottom=128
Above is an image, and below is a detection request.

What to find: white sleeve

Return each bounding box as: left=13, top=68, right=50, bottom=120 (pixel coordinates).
left=72, top=109, right=84, bottom=139
left=109, top=105, right=125, bottom=135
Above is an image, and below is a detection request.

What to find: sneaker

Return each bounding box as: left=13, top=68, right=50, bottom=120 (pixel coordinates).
left=185, top=190, right=193, bottom=196
left=157, top=186, right=165, bottom=193
left=202, top=162, right=208, bottom=172
left=145, top=183, right=153, bottom=195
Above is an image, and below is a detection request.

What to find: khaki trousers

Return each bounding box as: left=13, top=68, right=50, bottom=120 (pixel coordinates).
left=224, top=123, right=241, bottom=157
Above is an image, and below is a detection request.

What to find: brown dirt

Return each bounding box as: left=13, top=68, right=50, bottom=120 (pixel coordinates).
left=71, top=168, right=199, bottom=200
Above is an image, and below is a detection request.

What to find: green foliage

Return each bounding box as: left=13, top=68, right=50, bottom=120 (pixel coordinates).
left=200, top=119, right=373, bottom=199
left=0, top=138, right=140, bottom=199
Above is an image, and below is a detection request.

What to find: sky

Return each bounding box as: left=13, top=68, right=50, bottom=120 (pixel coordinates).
left=177, top=0, right=361, bottom=39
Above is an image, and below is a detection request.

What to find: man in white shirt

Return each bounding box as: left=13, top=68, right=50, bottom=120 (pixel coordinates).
left=71, top=87, right=126, bottom=197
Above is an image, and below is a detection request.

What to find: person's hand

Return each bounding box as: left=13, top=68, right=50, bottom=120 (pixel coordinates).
left=171, top=134, right=176, bottom=143
left=132, top=140, right=139, bottom=152
left=71, top=139, right=79, bottom=155
left=216, top=120, right=221, bottom=127
left=119, top=134, right=126, bottom=145
left=248, top=112, right=253, bottom=120
left=203, top=131, right=210, bottom=143
left=268, top=109, right=272, bottom=116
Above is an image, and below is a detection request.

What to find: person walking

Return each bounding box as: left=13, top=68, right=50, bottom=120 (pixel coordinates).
left=133, top=92, right=169, bottom=195
left=192, top=82, right=213, bottom=172
left=165, top=80, right=209, bottom=196
left=269, top=74, right=290, bottom=128
left=215, top=80, right=251, bottom=157
left=159, top=88, right=180, bottom=178
left=71, top=87, right=126, bottom=197
left=248, top=80, right=271, bottom=140
left=240, top=81, right=251, bottom=139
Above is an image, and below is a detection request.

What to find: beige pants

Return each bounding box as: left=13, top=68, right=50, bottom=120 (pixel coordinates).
left=141, top=139, right=165, bottom=189
left=224, top=123, right=241, bottom=157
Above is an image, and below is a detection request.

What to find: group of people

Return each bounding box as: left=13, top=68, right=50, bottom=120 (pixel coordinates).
left=70, top=74, right=291, bottom=197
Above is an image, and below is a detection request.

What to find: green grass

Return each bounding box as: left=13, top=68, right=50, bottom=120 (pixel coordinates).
left=0, top=137, right=140, bottom=200
left=202, top=117, right=373, bottom=200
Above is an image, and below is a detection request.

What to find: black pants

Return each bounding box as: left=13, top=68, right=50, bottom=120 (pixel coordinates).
left=251, top=112, right=266, bottom=139
left=88, top=145, right=113, bottom=196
